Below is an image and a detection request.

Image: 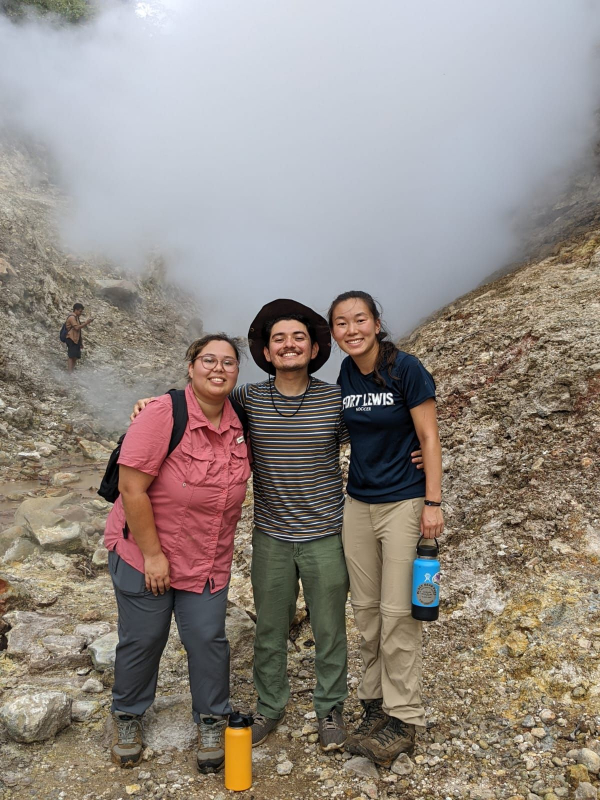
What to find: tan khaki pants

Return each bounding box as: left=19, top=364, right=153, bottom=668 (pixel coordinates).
left=342, top=495, right=425, bottom=727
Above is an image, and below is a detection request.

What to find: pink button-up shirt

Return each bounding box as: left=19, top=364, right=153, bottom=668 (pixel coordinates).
left=104, top=384, right=250, bottom=593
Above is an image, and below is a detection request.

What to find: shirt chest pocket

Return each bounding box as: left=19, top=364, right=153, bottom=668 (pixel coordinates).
left=230, top=440, right=251, bottom=484
left=180, top=441, right=214, bottom=486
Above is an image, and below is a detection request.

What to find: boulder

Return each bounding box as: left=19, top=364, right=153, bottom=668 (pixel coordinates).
left=14, top=494, right=84, bottom=553
left=4, top=610, right=66, bottom=660
left=51, top=472, right=79, bottom=487
left=78, top=439, right=113, bottom=462
left=73, top=622, right=112, bottom=645
left=94, top=279, right=140, bottom=307
left=142, top=695, right=197, bottom=751
left=0, top=525, right=25, bottom=557
left=88, top=630, right=119, bottom=671
left=225, top=605, right=255, bottom=660
left=0, top=691, right=71, bottom=743
left=42, top=634, right=87, bottom=659
left=1, top=537, right=38, bottom=564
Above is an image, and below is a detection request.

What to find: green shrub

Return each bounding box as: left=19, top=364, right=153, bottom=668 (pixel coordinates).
left=1, top=0, right=92, bottom=22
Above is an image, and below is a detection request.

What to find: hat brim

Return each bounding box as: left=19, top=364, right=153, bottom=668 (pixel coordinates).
left=248, top=299, right=331, bottom=375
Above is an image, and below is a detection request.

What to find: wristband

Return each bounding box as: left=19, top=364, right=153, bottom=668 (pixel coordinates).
left=424, top=500, right=442, bottom=507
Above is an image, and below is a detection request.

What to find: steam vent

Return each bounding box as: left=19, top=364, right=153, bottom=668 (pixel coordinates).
left=1, top=2, right=600, bottom=799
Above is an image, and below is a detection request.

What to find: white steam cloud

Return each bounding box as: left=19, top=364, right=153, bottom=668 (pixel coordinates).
left=1, top=0, right=600, bottom=374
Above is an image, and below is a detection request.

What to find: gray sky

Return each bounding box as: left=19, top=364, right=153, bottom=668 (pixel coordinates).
left=1, top=0, right=600, bottom=381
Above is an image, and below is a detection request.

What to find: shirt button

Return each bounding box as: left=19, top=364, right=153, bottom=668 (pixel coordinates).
left=182, top=483, right=186, bottom=487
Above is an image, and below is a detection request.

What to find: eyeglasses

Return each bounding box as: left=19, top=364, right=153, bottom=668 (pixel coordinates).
left=194, top=355, right=239, bottom=372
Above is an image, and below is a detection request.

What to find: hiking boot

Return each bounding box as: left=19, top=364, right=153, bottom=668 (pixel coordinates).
left=111, top=711, right=143, bottom=768
left=345, top=699, right=389, bottom=755
left=318, top=708, right=347, bottom=751
left=355, top=716, right=415, bottom=766
left=196, top=715, right=227, bottom=773
left=251, top=712, right=285, bottom=747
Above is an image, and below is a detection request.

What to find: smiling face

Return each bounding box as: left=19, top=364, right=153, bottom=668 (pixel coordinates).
left=264, top=319, right=319, bottom=374
left=187, top=339, right=239, bottom=402
left=330, top=297, right=381, bottom=360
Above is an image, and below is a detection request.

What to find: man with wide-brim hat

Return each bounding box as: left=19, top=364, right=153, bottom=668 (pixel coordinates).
left=229, top=298, right=350, bottom=751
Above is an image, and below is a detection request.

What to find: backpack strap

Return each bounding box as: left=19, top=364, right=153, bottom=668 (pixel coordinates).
left=230, top=397, right=249, bottom=441
left=167, top=389, right=189, bottom=455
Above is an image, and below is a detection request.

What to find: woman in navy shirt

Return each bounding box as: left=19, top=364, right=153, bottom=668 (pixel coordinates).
left=328, top=290, right=444, bottom=767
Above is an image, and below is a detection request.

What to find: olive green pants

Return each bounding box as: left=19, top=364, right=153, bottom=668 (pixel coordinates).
left=251, top=527, right=349, bottom=719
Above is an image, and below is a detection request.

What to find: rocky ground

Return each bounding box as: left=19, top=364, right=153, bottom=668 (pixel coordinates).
left=1, top=137, right=600, bottom=800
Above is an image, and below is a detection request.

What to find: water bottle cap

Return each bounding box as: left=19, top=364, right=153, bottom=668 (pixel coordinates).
left=228, top=712, right=253, bottom=728
left=416, top=536, right=439, bottom=557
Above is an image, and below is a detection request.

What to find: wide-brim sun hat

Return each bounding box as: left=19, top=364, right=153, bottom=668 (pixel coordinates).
left=248, top=298, right=332, bottom=376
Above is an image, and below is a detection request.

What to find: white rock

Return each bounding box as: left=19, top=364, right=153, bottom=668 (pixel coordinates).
left=142, top=695, right=197, bottom=751
left=276, top=760, right=293, bottom=775
left=567, top=748, right=600, bottom=774
left=391, top=752, right=415, bottom=775
left=88, top=631, right=119, bottom=671
left=82, top=678, right=104, bottom=694
left=74, top=622, right=112, bottom=644
left=71, top=700, right=101, bottom=722
left=575, top=783, right=598, bottom=800
left=343, top=756, right=379, bottom=779
left=0, top=692, right=71, bottom=742
left=51, top=472, right=79, bottom=487
left=92, top=545, right=109, bottom=566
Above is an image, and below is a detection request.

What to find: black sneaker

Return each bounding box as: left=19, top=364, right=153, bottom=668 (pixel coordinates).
left=318, top=708, right=347, bottom=751
left=197, top=715, right=227, bottom=773
left=111, top=711, right=143, bottom=768
left=251, top=712, right=285, bottom=747
left=345, top=699, right=388, bottom=755
left=355, top=716, right=415, bottom=766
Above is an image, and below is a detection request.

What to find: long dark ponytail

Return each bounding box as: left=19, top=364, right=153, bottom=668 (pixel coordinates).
left=327, top=290, right=399, bottom=388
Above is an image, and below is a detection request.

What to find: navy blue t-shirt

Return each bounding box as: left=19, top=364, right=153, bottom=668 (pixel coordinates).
left=338, top=351, right=436, bottom=503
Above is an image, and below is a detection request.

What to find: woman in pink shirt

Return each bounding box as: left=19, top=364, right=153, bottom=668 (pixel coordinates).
left=104, top=334, right=250, bottom=774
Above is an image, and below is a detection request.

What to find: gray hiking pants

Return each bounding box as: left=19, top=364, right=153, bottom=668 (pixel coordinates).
left=108, top=551, right=232, bottom=721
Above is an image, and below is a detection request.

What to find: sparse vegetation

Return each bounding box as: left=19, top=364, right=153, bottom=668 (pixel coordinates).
left=1, top=0, right=91, bottom=23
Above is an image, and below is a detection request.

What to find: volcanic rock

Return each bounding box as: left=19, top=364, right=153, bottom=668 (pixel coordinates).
left=0, top=691, right=71, bottom=742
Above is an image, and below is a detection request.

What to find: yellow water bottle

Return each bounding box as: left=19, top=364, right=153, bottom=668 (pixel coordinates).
left=224, top=712, right=252, bottom=791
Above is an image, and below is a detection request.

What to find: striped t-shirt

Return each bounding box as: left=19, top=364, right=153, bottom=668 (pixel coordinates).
left=230, top=378, right=349, bottom=541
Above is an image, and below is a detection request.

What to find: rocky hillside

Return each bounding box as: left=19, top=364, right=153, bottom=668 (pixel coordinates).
left=0, top=136, right=204, bottom=484
left=0, top=137, right=600, bottom=800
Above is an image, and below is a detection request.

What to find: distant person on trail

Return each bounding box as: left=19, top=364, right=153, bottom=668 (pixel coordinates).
left=64, top=302, right=93, bottom=372
left=104, top=334, right=250, bottom=774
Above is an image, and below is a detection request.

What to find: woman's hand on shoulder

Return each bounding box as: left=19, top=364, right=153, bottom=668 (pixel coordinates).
left=421, top=505, right=444, bottom=539
left=130, top=397, right=157, bottom=421
left=144, top=551, right=171, bottom=595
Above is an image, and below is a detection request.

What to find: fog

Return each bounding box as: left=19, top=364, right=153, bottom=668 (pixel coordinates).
left=1, top=0, right=600, bottom=381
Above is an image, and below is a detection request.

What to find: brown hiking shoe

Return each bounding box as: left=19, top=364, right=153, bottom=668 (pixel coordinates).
left=251, top=712, right=285, bottom=747
left=197, top=715, right=227, bottom=773
left=355, top=716, right=415, bottom=766
left=318, top=709, right=347, bottom=751
left=111, top=711, right=143, bottom=767
left=345, top=699, right=389, bottom=755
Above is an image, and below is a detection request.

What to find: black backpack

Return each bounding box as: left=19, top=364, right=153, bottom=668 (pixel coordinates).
left=59, top=317, right=70, bottom=343
left=97, top=390, right=249, bottom=504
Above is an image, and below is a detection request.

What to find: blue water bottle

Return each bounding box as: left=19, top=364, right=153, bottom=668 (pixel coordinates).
left=411, top=537, right=440, bottom=621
